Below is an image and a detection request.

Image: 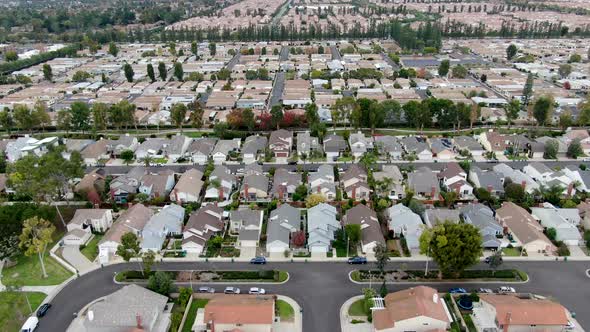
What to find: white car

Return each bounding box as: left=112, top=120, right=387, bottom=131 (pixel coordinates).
left=497, top=286, right=516, bottom=294
left=224, top=286, right=241, bottom=294
left=248, top=287, right=266, bottom=295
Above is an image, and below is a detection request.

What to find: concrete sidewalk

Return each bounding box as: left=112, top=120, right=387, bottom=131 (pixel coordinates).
left=339, top=295, right=372, bottom=332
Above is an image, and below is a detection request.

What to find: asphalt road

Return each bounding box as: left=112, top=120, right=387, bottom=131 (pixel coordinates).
left=269, top=71, right=285, bottom=108
left=38, top=261, right=590, bottom=332
left=331, top=45, right=342, bottom=61
left=92, top=160, right=584, bottom=176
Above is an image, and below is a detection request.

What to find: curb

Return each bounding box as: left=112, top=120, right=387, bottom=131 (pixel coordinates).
left=113, top=271, right=290, bottom=285
left=348, top=270, right=530, bottom=285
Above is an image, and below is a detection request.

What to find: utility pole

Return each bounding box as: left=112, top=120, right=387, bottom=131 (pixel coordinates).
left=425, top=245, right=430, bottom=275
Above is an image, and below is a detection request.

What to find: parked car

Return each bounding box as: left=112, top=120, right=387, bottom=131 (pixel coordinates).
left=449, top=288, right=467, bottom=294
left=477, top=288, right=493, bottom=294
left=566, top=321, right=576, bottom=330
left=497, top=286, right=516, bottom=294
left=36, top=303, right=52, bottom=317
left=248, top=287, right=266, bottom=295
left=250, top=256, right=267, bottom=264
left=484, top=256, right=491, bottom=264
left=347, top=256, right=367, bottom=264
left=198, top=286, right=215, bottom=293
left=21, top=316, right=39, bottom=332
left=224, top=287, right=241, bottom=294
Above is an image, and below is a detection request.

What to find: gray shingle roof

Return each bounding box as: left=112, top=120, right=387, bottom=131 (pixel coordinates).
left=267, top=204, right=300, bottom=245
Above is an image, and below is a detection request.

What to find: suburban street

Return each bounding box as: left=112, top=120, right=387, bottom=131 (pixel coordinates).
left=39, top=261, right=590, bottom=332
left=92, top=159, right=585, bottom=176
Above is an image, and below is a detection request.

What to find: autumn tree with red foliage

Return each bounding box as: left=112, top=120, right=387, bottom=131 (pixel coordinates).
left=227, top=109, right=244, bottom=129
left=291, top=230, right=306, bottom=247
left=257, top=112, right=273, bottom=130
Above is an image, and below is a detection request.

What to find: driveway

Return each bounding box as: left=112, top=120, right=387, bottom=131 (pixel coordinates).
left=62, top=245, right=95, bottom=273
left=239, top=246, right=257, bottom=259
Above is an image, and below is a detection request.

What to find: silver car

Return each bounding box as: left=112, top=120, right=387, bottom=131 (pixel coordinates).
left=224, top=286, right=241, bottom=294
left=248, top=287, right=266, bottom=295
left=198, top=286, right=215, bottom=293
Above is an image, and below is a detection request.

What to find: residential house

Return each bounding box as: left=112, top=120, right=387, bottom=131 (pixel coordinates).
left=400, top=137, right=432, bottom=160
left=429, top=138, right=455, bottom=160
left=307, top=203, right=340, bottom=253
left=453, top=136, right=485, bottom=157
left=212, top=138, right=241, bottom=164
left=408, top=167, right=440, bottom=201
left=523, top=162, right=554, bottom=182
left=141, top=204, right=185, bottom=252
left=531, top=203, right=582, bottom=245
left=536, top=136, right=567, bottom=158
left=195, top=295, right=275, bottom=332
left=372, top=286, right=451, bottom=332
left=182, top=205, right=224, bottom=255
left=472, top=295, right=569, bottom=332
left=577, top=201, right=590, bottom=230
left=75, top=168, right=106, bottom=203
left=563, top=129, right=590, bottom=154
left=469, top=166, right=505, bottom=197
left=374, top=136, right=403, bottom=160
left=341, top=164, right=370, bottom=201
left=493, top=163, right=539, bottom=194
left=98, top=204, right=154, bottom=262
left=324, top=134, right=348, bottom=161
left=268, top=129, right=293, bottom=159
left=170, top=168, right=204, bottom=204
left=138, top=170, right=175, bottom=199
left=349, top=131, right=374, bottom=158
left=524, top=163, right=575, bottom=196
left=241, top=173, right=270, bottom=201
left=82, top=285, right=170, bottom=332
left=64, top=209, right=113, bottom=245
left=563, top=165, right=590, bottom=193
left=373, top=165, right=405, bottom=200
left=109, top=134, right=138, bottom=156
left=230, top=208, right=264, bottom=248
left=6, top=136, right=59, bottom=162
left=460, top=203, right=503, bottom=249
left=297, top=131, right=322, bottom=158
left=423, top=208, right=461, bottom=228
left=205, top=165, right=236, bottom=202
left=241, top=135, right=267, bottom=164
left=109, top=166, right=146, bottom=203
left=187, top=137, right=218, bottom=164
left=135, top=138, right=166, bottom=161
left=266, top=204, right=300, bottom=254
left=343, top=204, right=385, bottom=254
left=62, top=138, right=94, bottom=160
left=162, top=135, right=191, bottom=162
left=80, top=139, right=112, bottom=166
left=272, top=168, right=303, bottom=201
left=308, top=164, right=337, bottom=200
left=478, top=131, right=511, bottom=157
left=496, top=202, right=555, bottom=255
left=438, top=162, right=473, bottom=199
left=386, top=204, right=424, bottom=251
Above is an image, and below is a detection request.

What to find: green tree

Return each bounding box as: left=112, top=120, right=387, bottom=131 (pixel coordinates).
left=147, top=271, right=173, bottom=295
left=504, top=99, right=520, bottom=127
left=209, top=42, right=216, bottom=56
left=451, top=65, right=468, bottom=78
left=92, top=103, right=109, bottom=132
left=270, top=105, right=283, bottom=129
left=13, top=104, right=38, bottom=133
left=42, top=64, right=52, bottom=81
left=419, top=222, right=483, bottom=277
left=558, top=64, right=572, bottom=79
left=170, top=103, right=187, bottom=132
left=120, top=150, right=135, bottom=165
left=56, top=109, right=73, bottom=133
left=546, top=227, right=557, bottom=241
left=345, top=224, right=362, bottom=252
left=108, top=42, right=119, bottom=57
left=242, top=108, right=255, bottom=131
left=189, top=102, right=204, bottom=128
left=522, top=73, right=534, bottom=106
left=123, top=63, right=134, bottom=83
left=305, top=103, right=319, bottom=125
left=505, top=183, right=525, bottom=202
left=5, top=50, right=18, bottom=61
left=367, top=102, right=385, bottom=135
left=567, top=138, right=583, bottom=159
left=173, top=61, right=184, bottom=81
left=373, top=242, right=389, bottom=275
left=142, top=250, right=156, bottom=275
left=217, top=68, right=231, bottom=80
left=0, top=110, right=13, bottom=134
left=488, top=251, right=503, bottom=273
left=19, top=217, right=55, bottom=278
left=305, top=193, right=326, bottom=208
left=158, top=62, right=167, bottom=81
left=438, top=59, right=450, bottom=76
left=116, top=232, right=141, bottom=262
left=532, top=95, right=554, bottom=126
left=72, top=70, right=91, bottom=82
left=441, top=191, right=458, bottom=208
left=559, top=111, right=573, bottom=130
left=506, top=44, right=518, bottom=60
left=70, top=101, right=91, bottom=132
left=147, top=63, right=155, bottom=82
left=569, top=54, right=582, bottom=63
left=191, top=41, right=198, bottom=56
left=544, top=139, right=558, bottom=159
left=109, top=100, right=136, bottom=131
left=33, top=101, right=50, bottom=132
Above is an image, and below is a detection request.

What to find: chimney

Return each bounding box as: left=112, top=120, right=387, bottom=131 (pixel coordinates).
left=136, top=313, right=142, bottom=329
left=244, top=183, right=249, bottom=200
left=430, top=186, right=436, bottom=198
left=455, top=185, right=460, bottom=194
left=521, top=180, right=526, bottom=189
left=279, top=185, right=284, bottom=200
left=317, top=185, right=321, bottom=193
left=503, top=312, right=512, bottom=332
left=487, top=185, right=493, bottom=193
left=352, top=186, right=357, bottom=200
left=567, top=183, right=574, bottom=197
left=219, top=187, right=224, bottom=200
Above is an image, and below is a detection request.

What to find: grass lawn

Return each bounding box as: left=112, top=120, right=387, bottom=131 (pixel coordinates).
left=2, top=234, right=74, bottom=286
left=348, top=299, right=366, bottom=317
left=0, top=292, right=46, bottom=332
left=276, top=299, right=294, bottom=321
left=80, top=234, right=103, bottom=261
left=463, top=314, right=477, bottom=332
left=183, top=132, right=204, bottom=138
left=181, top=299, right=209, bottom=332
left=337, top=156, right=354, bottom=162
left=502, top=247, right=521, bottom=257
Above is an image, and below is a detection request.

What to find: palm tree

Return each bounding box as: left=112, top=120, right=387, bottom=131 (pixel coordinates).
left=141, top=155, right=153, bottom=167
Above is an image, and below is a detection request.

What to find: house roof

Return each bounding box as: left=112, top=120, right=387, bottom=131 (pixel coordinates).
left=438, top=162, right=465, bottom=180
left=81, top=139, right=112, bottom=159
left=528, top=162, right=553, bottom=174
left=84, top=284, right=168, bottom=330
left=453, top=136, right=484, bottom=151
left=172, top=168, right=204, bottom=197
left=424, top=209, right=461, bottom=227
left=272, top=168, right=302, bottom=195
left=343, top=204, right=385, bottom=246
left=268, top=204, right=300, bottom=245
left=212, top=139, right=240, bottom=155
left=341, top=164, right=367, bottom=183
left=162, top=135, right=189, bottom=155
left=323, top=134, right=347, bottom=153
left=230, top=208, right=262, bottom=227
left=187, top=137, right=218, bottom=155
left=374, top=135, right=402, bottom=153
left=204, top=294, right=274, bottom=325
left=100, top=204, right=153, bottom=244
left=185, top=205, right=224, bottom=235
left=497, top=202, right=555, bottom=248
left=243, top=174, right=269, bottom=192
left=471, top=166, right=504, bottom=191
left=460, top=203, right=503, bottom=233
left=373, top=286, right=450, bottom=330
left=408, top=167, right=439, bottom=195
left=480, top=295, right=568, bottom=326
left=141, top=172, right=173, bottom=195
left=69, top=209, right=110, bottom=227
left=241, top=135, right=267, bottom=156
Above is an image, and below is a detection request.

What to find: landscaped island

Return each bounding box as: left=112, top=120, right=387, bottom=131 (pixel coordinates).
left=115, top=269, right=289, bottom=283
left=351, top=269, right=528, bottom=283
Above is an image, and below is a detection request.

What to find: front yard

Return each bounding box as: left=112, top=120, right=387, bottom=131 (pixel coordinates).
left=348, top=299, right=367, bottom=317
left=276, top=299, right=294, bottom=321
left=80, top=234, right=103, bottom=261
left=0, top=292, right=46, bottom=332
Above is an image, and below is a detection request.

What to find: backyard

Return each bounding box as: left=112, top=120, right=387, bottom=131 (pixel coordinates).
left=0, top=292, right=46, bottom=332
left=182, top=299, right=209, bottom=332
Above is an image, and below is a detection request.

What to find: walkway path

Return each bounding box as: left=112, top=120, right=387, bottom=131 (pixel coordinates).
left=339, top=295, right=372, bottom=332
left=62, top=246, right=95, bottom=274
